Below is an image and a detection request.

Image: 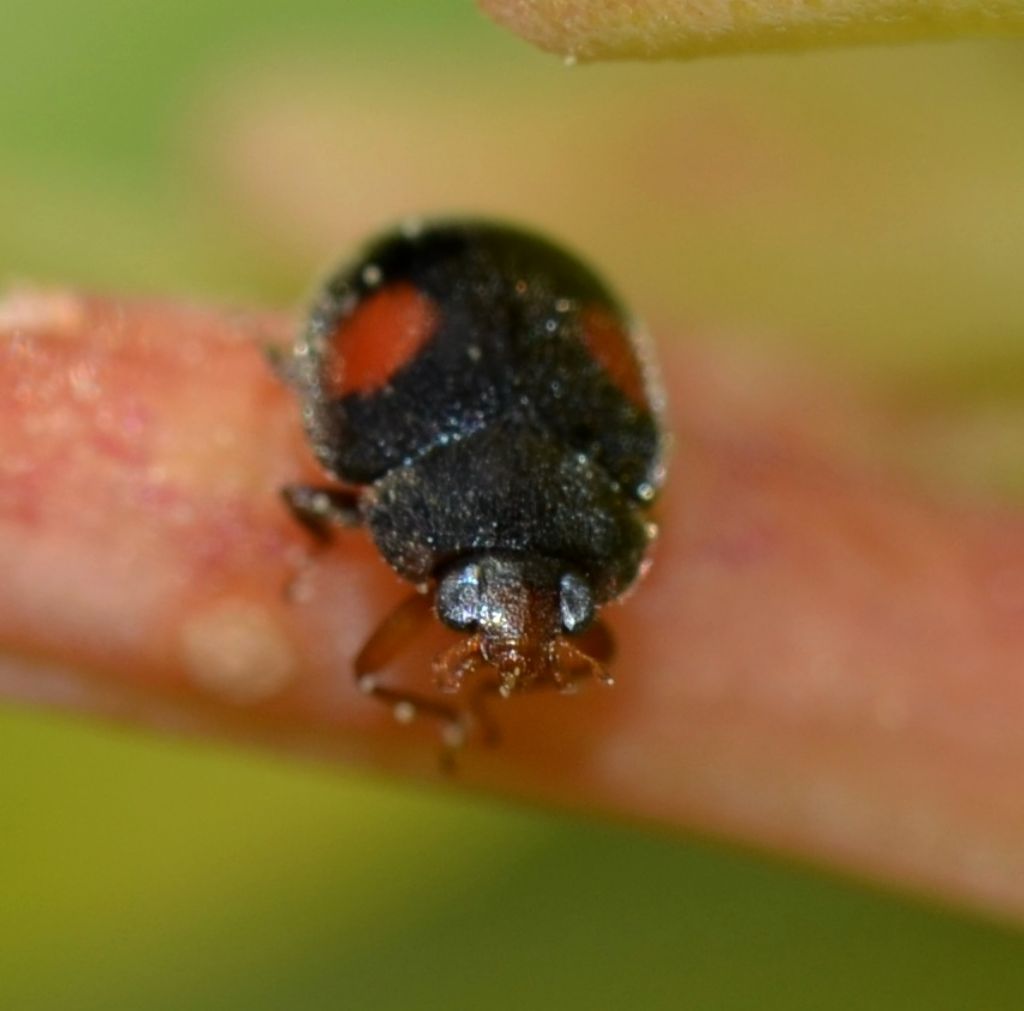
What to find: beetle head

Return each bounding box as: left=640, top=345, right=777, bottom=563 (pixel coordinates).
left=435, top=554, right=596, bottom=696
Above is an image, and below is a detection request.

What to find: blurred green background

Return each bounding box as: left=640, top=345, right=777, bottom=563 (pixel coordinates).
left=3, top=2, right=1024, bottom=1007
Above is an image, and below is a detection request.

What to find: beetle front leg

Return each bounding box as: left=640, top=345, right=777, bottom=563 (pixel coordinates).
left=552, top=635, right=616, bottom=693
left=354, top=592, right=472, bottom=771
left=281, top=484, right=363, bottom=542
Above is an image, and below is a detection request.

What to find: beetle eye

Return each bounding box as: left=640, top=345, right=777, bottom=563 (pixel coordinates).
left=559, top=572, right=594, bottom=633
left=437, top=563, right=482, bottom=631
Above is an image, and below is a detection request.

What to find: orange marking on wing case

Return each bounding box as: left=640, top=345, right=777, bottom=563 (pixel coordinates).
left=323, top=283, right=438, bottom=397
left=580, top=305, right=647, bottom=408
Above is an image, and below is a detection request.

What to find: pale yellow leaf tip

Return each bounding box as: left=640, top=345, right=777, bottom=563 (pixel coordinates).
left=477, top=0, right=1024, bottom=60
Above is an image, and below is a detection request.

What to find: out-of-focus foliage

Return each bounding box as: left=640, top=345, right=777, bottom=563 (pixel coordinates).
left=2, top=2, right=1024, bottom=1008
left=480, top=0, right=1024, bottom=60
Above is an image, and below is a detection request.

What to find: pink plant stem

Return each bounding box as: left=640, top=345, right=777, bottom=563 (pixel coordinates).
left=2, top=289, right=1024, bottom=921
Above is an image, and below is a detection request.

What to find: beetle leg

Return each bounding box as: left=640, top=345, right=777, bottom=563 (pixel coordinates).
left=282, top=483, right=363, bottom=541
left=355, top=591, right=435, bottom=675
left=571, top=617, right=615, bottom=665
left=280, top=485, right=364, bottom=603
left=263, top=345, right=301, bottom=387
left=354, top=593, right=471, bottom=770
left=466, top=673, right=504, bottom=747
left=549, top=618, right=615, bottom=691
left=553, top=637, right=615, bottom=693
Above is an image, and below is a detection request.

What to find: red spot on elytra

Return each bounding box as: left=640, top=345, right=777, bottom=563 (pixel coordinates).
left=323, top=283, right=438, bottom=397
left=580, top=305, right=647, bottom=408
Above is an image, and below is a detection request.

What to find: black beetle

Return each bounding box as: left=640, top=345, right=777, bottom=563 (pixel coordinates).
left=279, top=219, right=666, bottom=759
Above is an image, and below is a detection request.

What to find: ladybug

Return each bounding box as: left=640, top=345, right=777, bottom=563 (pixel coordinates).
left=279, top=219, right=666, bottom=759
